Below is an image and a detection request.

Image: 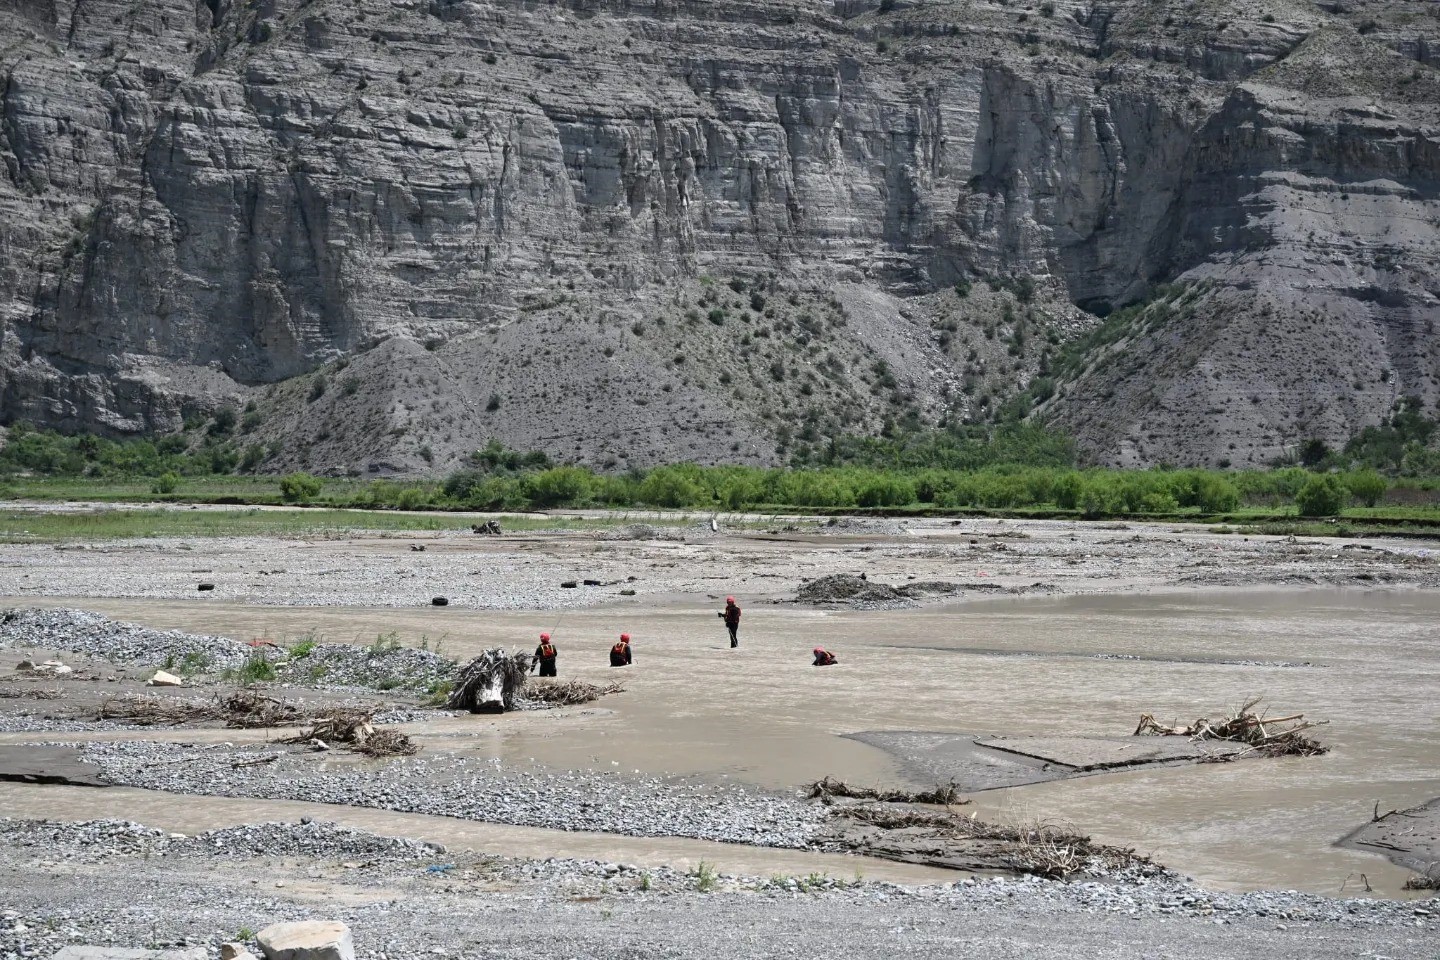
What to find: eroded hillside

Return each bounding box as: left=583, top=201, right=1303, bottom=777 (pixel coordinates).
left=1, top=0, right=1436, bottom=471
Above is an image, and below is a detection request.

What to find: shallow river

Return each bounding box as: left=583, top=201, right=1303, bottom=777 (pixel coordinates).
left=9, top=587, right=1439, bottom=895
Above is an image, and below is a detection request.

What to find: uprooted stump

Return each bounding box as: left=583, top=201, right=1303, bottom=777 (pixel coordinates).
left=1134, top=697, right=1328, bottom=758
left=521, top=679, right=624, bottom=708
left=808, top=776, right=968, bottom=806
left=281, top=709, right=418, bottom=758
left=447, top=649, right=530, bottom=713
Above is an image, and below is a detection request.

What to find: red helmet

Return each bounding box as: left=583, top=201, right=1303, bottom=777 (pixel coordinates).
left=726, top=596, right=735, bottom=604
left=813, top=647, right=825, bottom=654
left=540, top=633, right=550, bottom=641
left=620, top=633, right=630, bottom=642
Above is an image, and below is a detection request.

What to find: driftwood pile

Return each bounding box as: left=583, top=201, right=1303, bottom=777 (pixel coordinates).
left=807, top=776, right=967, bottom=806
left=89, top=691, right=308, bottom=728
left=447, top=649, right=530, bottom=712
left=1134, top=697, right=1328, bottom=758
left=280, top=709, right=418, bottom=758
left=521, top=679, right=624, bottom=708
left=837, top=805, right=1151, bottom=880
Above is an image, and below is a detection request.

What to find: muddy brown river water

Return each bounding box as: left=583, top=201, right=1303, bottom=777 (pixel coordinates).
left=8, top=587, right=1440, bottom=896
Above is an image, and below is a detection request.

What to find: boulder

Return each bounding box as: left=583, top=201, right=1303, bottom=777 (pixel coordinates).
left=220, top=944, right=257, bottom=960
left=147, top=670, right=184, bottom=687
left=256, top=922, right=354, bottom=960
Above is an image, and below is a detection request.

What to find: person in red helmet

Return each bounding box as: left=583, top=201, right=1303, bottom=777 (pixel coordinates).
left=533, top=632, right=558, bottom=677
left=718, top=595, right=742, bottom=648
left=609, top=633, right=633, bottom=667
left=812, top=646, right=837, bottom=666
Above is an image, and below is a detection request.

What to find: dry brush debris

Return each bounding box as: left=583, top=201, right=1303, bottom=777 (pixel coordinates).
left=281, top=710, right=418, bottom=758
left=807, top=777, right=967, bottom=806
left=1134, top=697, right=1328, bottom=758
left=521, top=679, right=624, bottom=708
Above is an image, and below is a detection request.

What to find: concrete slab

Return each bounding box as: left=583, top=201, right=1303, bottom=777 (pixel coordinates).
left=0, top=746, right=110, bottom=787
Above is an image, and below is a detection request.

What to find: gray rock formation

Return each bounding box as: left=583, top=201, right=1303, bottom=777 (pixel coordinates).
left=1, top=0, right=1436, bottom=469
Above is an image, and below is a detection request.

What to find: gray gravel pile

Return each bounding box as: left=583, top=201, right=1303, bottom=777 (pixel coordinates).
left=81, top=741, right=823, bottom=849
left=797, top=574, right=907, bottom=605
left=278, top=644, right=455, bottom=693
left=0, top=608, right=252, bottom=670
left=0, top=818, right=444, bottom=862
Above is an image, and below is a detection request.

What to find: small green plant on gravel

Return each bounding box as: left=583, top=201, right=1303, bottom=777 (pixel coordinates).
left=230, top=654, right=276, bottom=685
left=375, top=677, right=403, bottom=691
left=638, top=872, right=652, bottom=891
left=307, top=664, right=329, bottom=682
left=371, top=631, right=402, bottom=653
left=418, top=633, right=446, bottom=656
left=424, top=679, right=453, bottom=706
left=235, top=927, right=256, bottom=942
left=691, top=860, right=718, bottom=892
left=288, top=632, right=319, bottom=659
left=178, top=651, right=211, bottom=676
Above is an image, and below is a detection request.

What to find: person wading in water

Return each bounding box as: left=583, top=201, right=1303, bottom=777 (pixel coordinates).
left=719, top=596, right=741, bottom=648
left=533, top=632, right=558, bottom=677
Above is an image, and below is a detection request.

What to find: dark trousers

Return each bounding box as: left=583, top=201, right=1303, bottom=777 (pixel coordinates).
left=727, top=625, right=738, bottom=648
left=538, top=659, right=556, bottom=677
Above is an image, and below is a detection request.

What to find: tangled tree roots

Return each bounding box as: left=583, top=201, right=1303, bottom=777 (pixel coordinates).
left=1134, top=697, right=1328, bottom=758
left=281, top=709, right=418, bottom=758
left=521, top=679, right=624, bottom=707
left=808, top=776, right=968, bottom=806
left=447, top=649, right=530, bottom=712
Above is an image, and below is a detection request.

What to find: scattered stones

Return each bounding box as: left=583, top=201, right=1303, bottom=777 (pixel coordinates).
left=255, top=922, right=354, bottom=960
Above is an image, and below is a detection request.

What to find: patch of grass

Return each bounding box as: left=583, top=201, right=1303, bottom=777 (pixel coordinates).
left=690, top=860, right=718, bottom=893
left=228, top=654, right=277, bottom=685
left=371, top=631, right=402, bottom=654
left=288, top=633, right=319, bottom=659
left=424, top=679, right=454, bottom=706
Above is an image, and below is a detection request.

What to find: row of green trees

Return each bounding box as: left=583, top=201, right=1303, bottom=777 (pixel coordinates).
left=323, top=462, right=1387, bottom=518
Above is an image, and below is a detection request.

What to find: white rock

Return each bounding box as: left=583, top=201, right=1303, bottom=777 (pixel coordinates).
left=256, top=921, right=354, bottom=960
left=220, top=943, right=257, bottom=960
left=147, top=670, right=184, bottom=687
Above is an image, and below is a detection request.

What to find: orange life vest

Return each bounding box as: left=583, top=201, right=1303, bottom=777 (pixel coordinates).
left=539, top=643, right=556, bottom=659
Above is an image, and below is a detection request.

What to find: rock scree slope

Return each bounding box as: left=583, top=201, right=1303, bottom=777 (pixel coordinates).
left=1, top=0, right=1438, bottom=469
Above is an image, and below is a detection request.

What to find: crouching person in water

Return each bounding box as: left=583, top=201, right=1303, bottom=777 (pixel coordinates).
left=812, top=646, right=838, bottom=666
left=610, top=633, right=633, bottom=667
left=533, top=632, right=558, bottom=677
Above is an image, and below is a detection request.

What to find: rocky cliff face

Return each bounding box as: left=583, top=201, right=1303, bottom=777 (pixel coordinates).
left=1, top=0, right=1437, bottom=471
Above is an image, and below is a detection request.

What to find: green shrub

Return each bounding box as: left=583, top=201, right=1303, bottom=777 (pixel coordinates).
left=1344, top=469, right=1387, bottom=508
left=151, top=471, right=181, bottom=495
left=279, top=472, right=323, bottom=502
left=1296, top=474, right=1348, bottom=517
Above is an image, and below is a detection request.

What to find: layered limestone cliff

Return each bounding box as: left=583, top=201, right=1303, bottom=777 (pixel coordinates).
left=1, top=0, right=1437, bottom=470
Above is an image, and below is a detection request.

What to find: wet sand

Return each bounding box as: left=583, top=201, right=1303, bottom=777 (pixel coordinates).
left=9, top=586, right=1440, bottom=895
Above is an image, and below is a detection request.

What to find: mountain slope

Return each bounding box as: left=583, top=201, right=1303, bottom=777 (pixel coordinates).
left=1, top=0, right=1436, bottom=471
